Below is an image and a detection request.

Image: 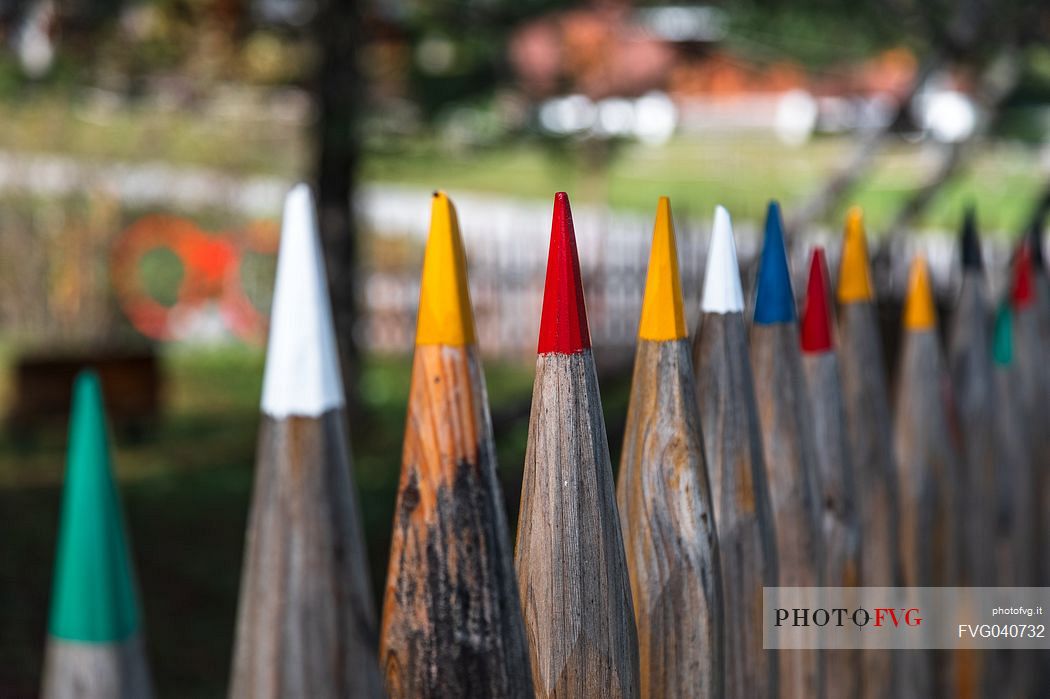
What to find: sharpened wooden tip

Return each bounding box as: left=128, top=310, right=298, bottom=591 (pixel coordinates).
left=837, top=205, right=875, bottom=303
left=638, top=196, right=687, bottom=340
left=1012, top=241, right=1035, bottom=309
left=537, top=192, right=591, bottom=354
left=754, top=201, right=796, bottom=325
left=416, top=191, right=477, bottom=346
left=261, top=183, right=345, bottom=418
left=701, top=206, right=744, bottom=313
left=992, top=302, right=1013, bottom=366
left=903, top=255, right=937, bottom=331
left=800, top=247, right=833, bottom=353
left=49, top=371, right=141, bottom=643
left=960, top=206, right=984, bottom=271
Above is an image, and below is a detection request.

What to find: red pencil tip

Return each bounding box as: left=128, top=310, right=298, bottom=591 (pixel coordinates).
left=538, top=192, right=591, bottom=354
left=801, top=247, right=834, bottom=353
left=1012, top=241, right=1035, bottom=308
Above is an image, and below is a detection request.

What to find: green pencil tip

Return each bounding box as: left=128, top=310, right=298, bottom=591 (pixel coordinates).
left=992, top=303, right=1013, bottom=366
left=48, top=371, right=141, bottom=643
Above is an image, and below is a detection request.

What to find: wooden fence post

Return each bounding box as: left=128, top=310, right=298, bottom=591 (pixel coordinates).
left=229, top=184, right=382, bottom=699
left=692, top=205, right=778, bottom=699
left=617, top=197, right=722, bottom=698
left=379, top=192, right=532, bottom=697
left=514, top=192, right=640, bottom=699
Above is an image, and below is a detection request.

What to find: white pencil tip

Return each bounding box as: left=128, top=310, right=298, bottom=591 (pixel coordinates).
left=261, top=183, right=345, bottom=417
left=701, top=205, right=745, bottom=313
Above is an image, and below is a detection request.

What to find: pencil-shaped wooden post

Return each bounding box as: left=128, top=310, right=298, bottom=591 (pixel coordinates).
left=1028, top=223, right=1050, bottom=588
left=751, top=201, right=824, bottom=699
left=42, top=371, right=153, bottom=699
left=379, top=192, right=532, bottom=698
left=990, top=300, right=1035, bottom=585
left=1012, top=242, right=1045, bottom=579
left=990, top=300, right=1039, bottom=699
left=229, top=184, right=382, bottom=699
left=800, top=247, right=861, bottom=699
left=617, top=197, right=722, bottom=699
left=515, top=192, right=640, bottom=699
left=835, top=206, right=899, bottom=699
left=892, top=256, right=960, bottom=699
left=692, top=206, right=778, bottom=699
left=1010, top=242, right=1044, bottom=443
left=946, top=209, right=997, bottom=591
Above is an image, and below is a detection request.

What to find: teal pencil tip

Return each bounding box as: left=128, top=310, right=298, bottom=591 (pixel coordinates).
left=992, top=302, right=1013, bottom=366
left=49, top=370, right=141, bottom=643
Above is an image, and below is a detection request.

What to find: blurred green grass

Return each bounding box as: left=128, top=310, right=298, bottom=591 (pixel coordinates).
left=0, top=96, right=1041, bottom=236
left=0, top=345, right=632, bottom=697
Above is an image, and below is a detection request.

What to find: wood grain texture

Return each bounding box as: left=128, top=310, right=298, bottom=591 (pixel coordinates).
left=1033, top=272, right=1050, bottom=588
left=380, top=345, right=532, bottom=698
left=946, top=277, right=999, bottom=699
left=801, top=349, right=861, bottom=699
left=749, top=323, right=824, bottom=699
left=229, top=409, right=382, bottom=699
left=41, top=635, right=152, bottom=699
left=617, top=339, right=723, bottom=699
left=1012, top=302, right=1047, bottom=582
left=515, top=349, right=640, bottom=699
left=692, top=311, right=778, bottom=699
left=837, top=301, right=901, bottom=699
left=893, top=329, right=960, bottom=699
left=946, top=279, right=997, bottom=589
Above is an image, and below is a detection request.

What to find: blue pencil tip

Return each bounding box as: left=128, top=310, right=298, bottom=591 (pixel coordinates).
left=754, top=201, right=797, bottom=324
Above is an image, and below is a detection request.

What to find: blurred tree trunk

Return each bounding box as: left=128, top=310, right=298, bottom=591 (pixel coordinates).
left=313, top=0, right=363, bottom=409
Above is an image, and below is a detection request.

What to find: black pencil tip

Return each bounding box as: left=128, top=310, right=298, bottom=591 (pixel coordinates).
left=960, top=206, right=983, bottom=271
left=1029, top=212, right=1046, bottom=271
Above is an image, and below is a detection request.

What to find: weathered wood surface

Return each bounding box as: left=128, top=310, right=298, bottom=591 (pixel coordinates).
left=801, top=349, right=862, bottom=699
left=991, top=358, right=1035, bottom=585
left=1011, top=287, right=1048, bottom=582
left=750, top=323, right=824, bottom=699
left=946, top=279, right=997, bottom=589
left=229, top=410, right=382, bottom=699
left=380, top=345, right=532, bottom=698
left=1031, top=249, right=1050, bottom=588
left=893, top=328, right=960, bottom=699
left=515, top=350, right=640, bottom=699
left=41, top=635, right=152, bottom=699
left=946, top=270, right=997, bottom=699
left=692, top=311, right=778, bottom=699
left=837, top=302, right=901, bottom=699
left=617, top=339, right=722, bottom=699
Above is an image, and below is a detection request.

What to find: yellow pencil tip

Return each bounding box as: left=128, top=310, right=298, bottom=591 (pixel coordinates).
left=416, top=192, right=476, bottom=346
left=903, top=255, right=936, bottom=330
left=838, top=205, right=875, bottom=303
left=638, top=197, right=687, bottom=341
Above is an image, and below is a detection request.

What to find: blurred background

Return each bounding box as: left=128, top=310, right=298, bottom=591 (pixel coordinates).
left=1, top=0, right=1049, bottom=695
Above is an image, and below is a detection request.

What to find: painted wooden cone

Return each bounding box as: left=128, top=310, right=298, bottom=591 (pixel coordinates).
left=1009, top=243, right=1048, bottom=583
left=945, top=208, right=996, bottom=699
left=617, top=197, right=722, bottom=698
left=41, top=371, right=153, bottom=699
left=514, top=192, right=640, bottom=698
left=751, top=202, right=824, bottom=699
left=892, top=256, right=960, bottom=699
left=692, top=206, right=778, bottom=699
left=988, top=299, right=1039, bottom=699
left=835, top=206, right=900, bottom=699
left=379, top=192, right=532, bottom=698
left=229, top=184, right=382, bottom=699
left=946, top=208, right=997, bottom=590
left=800, top=247, right=861, bottom=699
left=1027, top=219, right=1050, bottom=588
